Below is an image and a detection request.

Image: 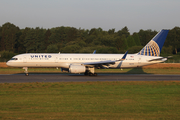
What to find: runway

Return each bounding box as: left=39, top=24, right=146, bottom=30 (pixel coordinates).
left=0, top=74, right=180, bottom=83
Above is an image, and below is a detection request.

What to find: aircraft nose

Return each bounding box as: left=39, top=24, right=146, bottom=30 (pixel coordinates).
left=6, top=61, right=11, bottom=67
left=6, top=61, right=9, bottom=66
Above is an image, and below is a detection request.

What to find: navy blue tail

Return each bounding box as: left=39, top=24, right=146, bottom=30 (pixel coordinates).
left=138, top=29, right=169, bottom=56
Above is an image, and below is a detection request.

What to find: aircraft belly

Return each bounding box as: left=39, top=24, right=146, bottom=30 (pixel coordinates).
left=7, top=62, right=70, bottom=68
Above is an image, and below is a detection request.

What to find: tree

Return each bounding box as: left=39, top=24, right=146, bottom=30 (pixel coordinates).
left=65, top=27, right=78, bottom=42
left=165, top=27, right=180, bottom=54
left=1, top=22, right=179, bottom=55
left=85, top=28, right=101, bottom=44
left=35, top=27, right=46, bottom=52
left=108, top=28, right=115, bottom=34
left=24, top=27, right=45, bottom=53
left=161, top=46, right=173, bottom=55
left=97, top=46, right=118, bottom=53
left=48, top=27, right=66, bottom=45
left=1, top=22, right=20, bottom=52
left=99, top=35, right=116, bottom=47
left=79, top=47, right=95, bottom=53
left=128, top=46, right=143, bottom=54
left=0, top=26, right=2, bottom=51
left=46, top=44, right=58, bottom=53
left=89, top=28, right=98, bottom=36
left=117, top=26, right=130, bottom=38
left=115, top=36, right=128, bottom=52
left=127, top=36, right=136, bottom=48
left=17, top=27, right=31, bottom=53
left=132, top=33, right=141, bottom=46
left=138, top=29, right=157, bottom=46
left=44, top=29, right=51, bottom=50
left=62, top=44, right=81, bottom=53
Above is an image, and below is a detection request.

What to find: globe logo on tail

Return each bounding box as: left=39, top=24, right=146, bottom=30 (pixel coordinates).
left=138, top=40, right=160, bottom=56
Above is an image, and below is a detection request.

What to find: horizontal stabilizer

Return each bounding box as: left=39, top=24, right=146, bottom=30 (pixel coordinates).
left=148, top=56, right=172, bottom=62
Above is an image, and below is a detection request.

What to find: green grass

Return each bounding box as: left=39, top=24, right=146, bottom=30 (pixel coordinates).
left=0, top=81, right=180, bottom=119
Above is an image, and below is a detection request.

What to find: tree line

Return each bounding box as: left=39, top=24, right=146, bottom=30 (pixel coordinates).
left=0, top=22, right=180, bottom=58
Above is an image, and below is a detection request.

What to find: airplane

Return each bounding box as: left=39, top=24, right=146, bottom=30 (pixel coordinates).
left=93, top=50, right=96, bottom=54
left=6, top=29, right=169, bottom=76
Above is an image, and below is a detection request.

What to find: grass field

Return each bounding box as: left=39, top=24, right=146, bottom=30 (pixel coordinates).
left=1, top=67, right=180, bottom=75
left=1, top=64, right=180, bottom=119
left=0, top=81, right=180, bottom=119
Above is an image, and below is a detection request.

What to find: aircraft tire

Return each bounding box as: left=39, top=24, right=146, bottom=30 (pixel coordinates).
left=89, top=73, right=93, bottom=76
left=84, top=71, right=89, bottom=76
left=89, top=73, right=97, bottom=76
left=93, top=73, right=97, bottom=76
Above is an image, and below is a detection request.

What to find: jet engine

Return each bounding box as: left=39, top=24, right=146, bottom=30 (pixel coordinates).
left=69, top=65, right=86, bottom=74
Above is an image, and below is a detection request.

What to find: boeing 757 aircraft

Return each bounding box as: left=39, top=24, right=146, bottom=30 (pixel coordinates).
left=6, top=29, right=169, bottom=76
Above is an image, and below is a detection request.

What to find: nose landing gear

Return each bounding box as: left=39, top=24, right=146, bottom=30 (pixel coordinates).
left=23, top=67, right=29, bottom=76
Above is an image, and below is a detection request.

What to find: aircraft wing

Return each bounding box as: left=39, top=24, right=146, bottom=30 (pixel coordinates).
left=83, top=51, right=128, bottom=66
left=83, top=60, right=116, bottom=66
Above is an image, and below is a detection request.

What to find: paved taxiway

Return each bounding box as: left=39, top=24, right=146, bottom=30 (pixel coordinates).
left=0, top=74, right=180, bottom=83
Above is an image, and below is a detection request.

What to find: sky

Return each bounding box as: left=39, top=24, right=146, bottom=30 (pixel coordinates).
left=0, top=0, right=179, bottom=34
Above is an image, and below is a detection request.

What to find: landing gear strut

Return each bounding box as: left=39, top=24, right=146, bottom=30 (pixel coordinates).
left=84, top=67, right=97, bottom=76
left=23, top=67, right=29, bottom=76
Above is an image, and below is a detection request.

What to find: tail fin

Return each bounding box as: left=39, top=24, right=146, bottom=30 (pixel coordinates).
left=138, top=29, right=169, bottom=56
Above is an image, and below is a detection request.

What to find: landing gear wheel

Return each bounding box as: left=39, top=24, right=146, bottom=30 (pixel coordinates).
left=93, top=73, right=97, bottom=76
left=89, top=73, right=93, bottom=76
left=88, top=73, right=97, bottom=76
left=84, top=68, right=97, bottom=76
left=23, top=67, right=29, bottom=76
left=84, top=71, right=89, bottom=76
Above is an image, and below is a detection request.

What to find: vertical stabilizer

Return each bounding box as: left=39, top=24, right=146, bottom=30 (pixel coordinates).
left=138, top=29, right=169, bottom=56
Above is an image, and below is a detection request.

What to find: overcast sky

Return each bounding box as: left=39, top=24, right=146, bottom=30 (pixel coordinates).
left=1, top=0, right=179, bottom=34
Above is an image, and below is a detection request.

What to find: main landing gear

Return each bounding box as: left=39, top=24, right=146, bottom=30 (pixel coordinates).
left=84, top=67, right=97, bottom=76
left=84, top=71, right=97, bottom=76
left=23, top=67, right=29, bottom=76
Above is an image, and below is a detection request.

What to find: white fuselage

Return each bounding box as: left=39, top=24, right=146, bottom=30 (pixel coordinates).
left=6, top=53, right=166, bottom=68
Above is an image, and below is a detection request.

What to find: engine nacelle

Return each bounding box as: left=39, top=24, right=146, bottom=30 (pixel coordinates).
left=69, top=65, right=86, bottom=74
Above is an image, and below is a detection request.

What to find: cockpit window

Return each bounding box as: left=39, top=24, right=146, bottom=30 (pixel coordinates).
left=11, top=58, right=18, bottom=60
